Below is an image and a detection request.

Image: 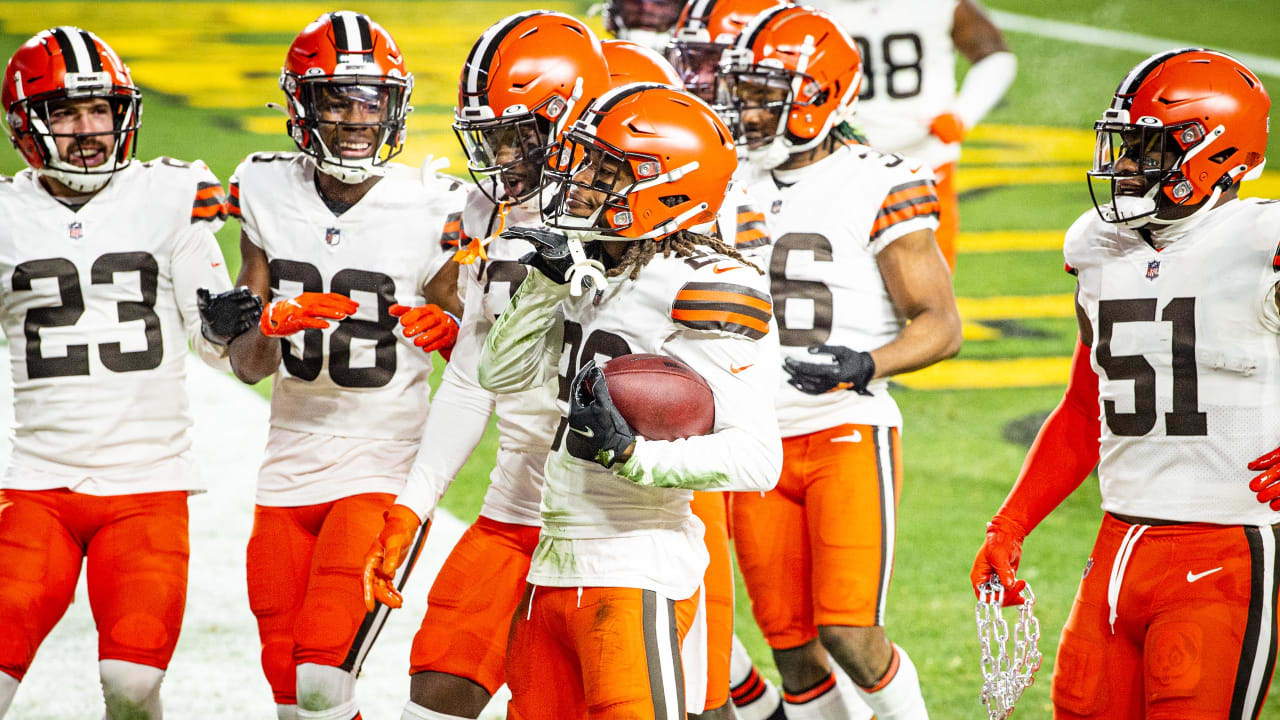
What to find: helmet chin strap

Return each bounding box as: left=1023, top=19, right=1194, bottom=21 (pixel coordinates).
left=38, top=165, right=114, bottom=193
left=314, top=156, right=384, bottom=184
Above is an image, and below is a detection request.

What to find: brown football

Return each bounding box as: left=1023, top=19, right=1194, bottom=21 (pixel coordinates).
left=601, top=354, right=715, bottom=441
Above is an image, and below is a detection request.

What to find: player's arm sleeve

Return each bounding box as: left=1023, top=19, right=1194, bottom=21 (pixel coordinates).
left=617, top=281, right=781, bottom=491
left=869, top=174, right=941, bottom=255
left=396, top=274, right=497, bottom=521
left=993, top=335, right=1100, bottom=534
left=951, top=51, right=1017, bottom=130
left=478, top=269, right=569, bottom=394
left=171, top=222, right=235, bottom=370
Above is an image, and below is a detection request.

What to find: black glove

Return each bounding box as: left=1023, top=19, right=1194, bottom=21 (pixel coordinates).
left=198, top=287, right=263, bottom=346
left=505, top=226, right=574, bottom=285
left=782, top=344, right=876, bottom=396
left=567, top=361, right=637, bottom=468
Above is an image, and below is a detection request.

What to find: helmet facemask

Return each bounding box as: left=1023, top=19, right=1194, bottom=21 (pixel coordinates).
left=715, top=55, right=801, bottom=169
left=1088, top=110, right=1223, bottom=227
left=664, top=32, right=727, bottom=103
left=285, top=75, right=410, bottom=184
left=454, top=102, right=558, bottom=205
left=15, top=82, right=141, bottom=193
left=606, top=0, right=683, bottom=52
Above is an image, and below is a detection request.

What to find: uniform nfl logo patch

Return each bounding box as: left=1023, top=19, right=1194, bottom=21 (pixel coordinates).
left=1146, top=259, right=1160, bottom=280
left=68, top=222, right=82, bottom=240
left=771, top=199, right=783, bottom=214
left=325, top=227, right=341, bottom=246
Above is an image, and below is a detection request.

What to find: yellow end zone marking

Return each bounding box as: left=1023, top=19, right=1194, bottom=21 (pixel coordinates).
left=896, top=357, right=1071, bottom=390
left=962, top=322, right=1002, bottom=341
left=958, top=230, right=1063, bottom=253
left=957, top=294, right=1074, bottom=321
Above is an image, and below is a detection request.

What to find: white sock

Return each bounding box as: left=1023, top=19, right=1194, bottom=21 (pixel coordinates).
left=401, top=701, right=474, bottom=720
left=99, top=659, right=164, bottom=720
left=854, top=645, right=928, bottom=720
left=728, top=636, right=784, bottom=720
left=783, top=672, right=857, bottom=720
left=832, top=662, right=874, bottom=720
left=277, top=705, right=299, bottom=720
left=295, top=663, right=358, bottom=719
left=0, top=672, right=18, bottom=718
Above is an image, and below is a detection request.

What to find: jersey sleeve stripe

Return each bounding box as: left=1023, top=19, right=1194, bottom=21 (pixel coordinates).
left=440, top=211, right=464, bottom=250
left=674, top=287, right=772, bottom=314
left=191, top=181, right=228, bottom=223
left=671, top=308, right=770, bottom=338
left=228, top=182, right=242, bottom=218
left=672, top=282, right=773, bottom=339
left=870, top=197, right=941, bottom=241
left=1272, top=247, right=1280, bottom=272
left=879, top=183, right=938, bottom=211
left=734, top=206, right=770, bottom=248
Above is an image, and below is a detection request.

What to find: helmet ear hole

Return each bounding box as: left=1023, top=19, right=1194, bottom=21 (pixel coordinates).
left=1208, top=147, right=1237, bottom=164
left=659, top=194, right=689, bottom=207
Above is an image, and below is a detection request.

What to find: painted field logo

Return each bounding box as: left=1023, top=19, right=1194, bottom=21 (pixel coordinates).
left=325, top=227, right=341, bottom=247
left=1146, top=259, right=1161, bottom=280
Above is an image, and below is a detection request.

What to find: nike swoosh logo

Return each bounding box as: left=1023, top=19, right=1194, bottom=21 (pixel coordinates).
left=211, top=262, right=223, bottom=268
left=831, top=431, right=862, bottom=443
left=712, top=264, right=739, bottom=274
left=570, top=426, right=594, bottom=438
left=1186, top=567, right=1223, bottom=583
left=730, top=364, right=753, bottom=374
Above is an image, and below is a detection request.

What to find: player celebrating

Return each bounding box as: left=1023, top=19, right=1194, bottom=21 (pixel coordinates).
left=719, top=6, right=961, bottom=719
left=972, top=49, right=1278, bottom=720
left=0, top=27, right=238, bottom=719
left=226, top=12, right=463, bottom=720
left=809, top=0, right=1016, bottom=270
left=478, top=83, right=782, bottom=719
left=360, top=12, right=610, bottom=720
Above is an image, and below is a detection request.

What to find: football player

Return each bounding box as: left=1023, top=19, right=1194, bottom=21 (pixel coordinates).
left=807, top=0, right=1016, bottom=271
left=360, top=12, right=611, bottom=720
left=224, top=12, right=464, bottom=720
left=971, top=49, right=1278, bottom=720
left=719, top=6, right=961, bottom=719
left=603, top=0, right=686, bottom=52
left=0, top=27, right=237, bottom=719
left=664, top=0, right=792, bottom=105
left=478, top=83, right=782, bottom=719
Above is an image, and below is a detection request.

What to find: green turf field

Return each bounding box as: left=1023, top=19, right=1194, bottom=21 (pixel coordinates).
left=1, top=1, right=1277, bottom=716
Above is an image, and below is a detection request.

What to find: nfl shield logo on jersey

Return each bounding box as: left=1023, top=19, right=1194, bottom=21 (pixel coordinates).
left=1146, top=260, right=1161, bottom=280
left=325, top=227, right=341, bottom=246
left=68, top=222, right=82, bottom=240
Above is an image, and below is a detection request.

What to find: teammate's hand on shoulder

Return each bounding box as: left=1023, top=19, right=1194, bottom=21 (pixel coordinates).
left=389, top=304, right=459, bottom=357
left=197, top=286, right=262, bottom=346
left=568, top=361, right=636, bottom=469
left=362, top=504, right=425, bottom=612
left=783, top=344, right=875, bottom=396
left=970, top=515, right=1028, bottom=607
left=505, top=226, right=573, bottom=285
left=259, top=292, right=358, bottom=337
left=930, top=110, right=967, bottom=144
left=1248, top=446, right=1280, bottom=510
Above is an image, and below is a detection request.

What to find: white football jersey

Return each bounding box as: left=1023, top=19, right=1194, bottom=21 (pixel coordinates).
left=0, top=159, right=233, bottom=494
left=1066, top=199, right=1280, bottom=526
left=232, top=153, right=464, bottom=504
left=481, top=249, right=782, bottom=599
left=749, top=145, right=939, bottom=436
left=809, top=0, right=960, bottom=167
left=396, top=189, right=556, bottom=526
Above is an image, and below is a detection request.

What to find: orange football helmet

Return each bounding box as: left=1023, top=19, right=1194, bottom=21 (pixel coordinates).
left=1088, top=48, right=1270, bottom=226
left=279, top=12, right=412, bottom=184
left=603, top=0, right=684, bottom=53
left=602, top=39, right=682, bottom=88
left=545, top=83, right=737, bottom=241
left=719, top=5, right=861, bottom=168
left=454, top=11, right=609, bottom=204
left=2, top=27, right=140, bottom=192
left=666, top=0, right=790, bottom=102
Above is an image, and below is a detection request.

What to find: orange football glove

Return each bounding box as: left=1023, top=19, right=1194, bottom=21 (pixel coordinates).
left=970, top=514, right=1028, bottom=606
left=1249, top=446, right=1280, bottom=510
left=362, top=504, right=425, bottom=612
left=260, top=292, right=358, bottom=337
left=929, top=111, right=967, bottom=144
left=389, top=304, right=459, bottom=356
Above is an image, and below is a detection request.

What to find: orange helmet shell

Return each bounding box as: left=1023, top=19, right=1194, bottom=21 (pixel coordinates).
left=550, top=83, right=737, bottom=240
left=602, top=39, right=682, bottom=88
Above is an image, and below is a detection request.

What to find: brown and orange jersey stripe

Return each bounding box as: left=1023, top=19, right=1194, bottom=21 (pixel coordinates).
left=870, top=179, right=939, bottom=244
left=671, top=281, right=772, bottom=340
left=191, top=181, right=227, bottom=224
left=733, top=204, right=770, bottom=250
left=227, top=181, right=242, bottom=219
left=440, top=211, right=465, bottom=251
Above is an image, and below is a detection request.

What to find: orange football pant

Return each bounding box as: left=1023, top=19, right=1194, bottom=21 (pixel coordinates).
left=1051, top=514, right=1280, bottom=720
left=733, top=424, right=901, bottom=649
left=410, top=515, right=540, bottom=693
left=506, top=585, right=699, bottom=720
left=0, top=488, right=189, bottom=680
left=692, top=491, right=734, bottom=710
left=933, top=161, right=958, bottom=272
left=246, top=493, right=394, bottom=705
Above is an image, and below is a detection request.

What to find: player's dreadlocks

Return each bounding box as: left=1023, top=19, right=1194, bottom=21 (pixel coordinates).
left=607, top=229, right=764, bottom=280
